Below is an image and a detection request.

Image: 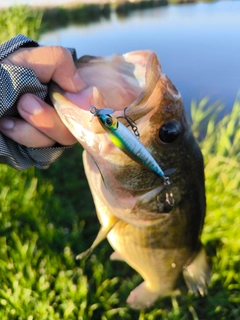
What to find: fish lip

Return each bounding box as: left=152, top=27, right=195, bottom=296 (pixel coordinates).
left=121, top=215, right=169, bottom=228
left=50, top=82, right=106, bottom=136
left=49, top=82, right=126, bottom=137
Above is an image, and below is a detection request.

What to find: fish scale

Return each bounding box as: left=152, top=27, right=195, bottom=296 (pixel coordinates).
left=108, top=220, right=190, bottom=303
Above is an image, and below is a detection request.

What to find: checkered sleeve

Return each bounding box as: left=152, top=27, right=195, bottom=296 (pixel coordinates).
left=0, top=34, right=73, bottom=170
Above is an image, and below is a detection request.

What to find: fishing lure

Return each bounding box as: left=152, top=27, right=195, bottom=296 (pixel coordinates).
left=90, top=106, right=174, bottom=210
left=90, top=105, right=165, bottom=177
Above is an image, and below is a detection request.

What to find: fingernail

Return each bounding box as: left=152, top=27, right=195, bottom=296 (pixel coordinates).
left=72, top=70, right=86, bottom=91
left=0, top=118, right=15, bottom=130
left=20, top=95, right=42, bottom=115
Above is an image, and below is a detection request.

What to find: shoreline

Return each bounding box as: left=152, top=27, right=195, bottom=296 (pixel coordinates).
left=0, top=0, right=208, bottom=9
left=0, top=0, right=216, bottom=34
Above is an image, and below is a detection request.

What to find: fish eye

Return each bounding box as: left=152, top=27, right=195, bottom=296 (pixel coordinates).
left=159, top=120, right=181, bottom=143
left=105, top=117, right=113, bottom=127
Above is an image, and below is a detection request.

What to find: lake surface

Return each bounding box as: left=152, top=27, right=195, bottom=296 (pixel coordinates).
left=40, top=1, right=240, bottom=118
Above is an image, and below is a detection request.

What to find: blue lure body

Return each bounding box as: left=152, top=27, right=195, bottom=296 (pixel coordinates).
left=90, top=106, right=165, bottom=178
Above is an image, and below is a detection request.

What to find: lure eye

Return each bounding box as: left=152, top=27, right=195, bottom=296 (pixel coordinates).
left=159, top=120, right=181, bottom=143
left=105, top=117, right=113, bottom=127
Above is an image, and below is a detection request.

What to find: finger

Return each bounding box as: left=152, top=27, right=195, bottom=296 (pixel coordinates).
left=3, top=46, right=85, bottom=92
left=17, top=94, right=77, bottom=146
left=0, top=117, right=55, bottom=148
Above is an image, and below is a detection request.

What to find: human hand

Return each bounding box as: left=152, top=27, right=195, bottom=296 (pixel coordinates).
left=0, top=46, right=85, bottom=148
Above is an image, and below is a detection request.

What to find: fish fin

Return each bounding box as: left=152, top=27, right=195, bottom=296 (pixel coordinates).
left=127, top=281, right=180, bottom=310
left=76, top=216, right=118, bottom=260
left=110, top=251, right=125, bottom=261
left=183, top=247, right=211, bottom=296
left=164, top=168, right=177, bottom=176
left=75, top=248, right=92, bottom=261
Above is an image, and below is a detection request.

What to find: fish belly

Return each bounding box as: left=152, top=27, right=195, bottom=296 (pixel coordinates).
left=108, top=220, right=191, bottom=309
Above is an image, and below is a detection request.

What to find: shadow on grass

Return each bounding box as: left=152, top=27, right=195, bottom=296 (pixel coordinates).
left=35, top=144, right=98, bottom=254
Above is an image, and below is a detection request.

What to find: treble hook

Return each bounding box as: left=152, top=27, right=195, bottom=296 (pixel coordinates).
left=163, top=176, right=174, bottom=210
left=118, top=108, right=140, bottom=138
left=157, top=176, right=175, bottom=213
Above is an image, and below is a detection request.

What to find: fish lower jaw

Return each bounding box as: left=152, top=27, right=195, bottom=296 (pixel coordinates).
left=118, top=214, right=168, bottom=228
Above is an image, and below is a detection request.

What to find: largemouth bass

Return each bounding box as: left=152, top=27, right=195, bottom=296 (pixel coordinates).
left=50, top=51, right=211, bottom=309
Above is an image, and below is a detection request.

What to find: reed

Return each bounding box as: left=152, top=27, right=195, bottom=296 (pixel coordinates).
left=0, top=5, right=42, bottom=42
left=41, top=3, right=111, bottom=32
left=115, top=0, right=168, bottom=16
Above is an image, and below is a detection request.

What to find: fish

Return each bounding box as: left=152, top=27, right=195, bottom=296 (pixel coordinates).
left=50, top=50, right=211, bottom=309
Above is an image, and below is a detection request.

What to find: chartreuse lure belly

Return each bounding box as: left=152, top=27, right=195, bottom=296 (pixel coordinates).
left=90, top=106, right=165, bottom=178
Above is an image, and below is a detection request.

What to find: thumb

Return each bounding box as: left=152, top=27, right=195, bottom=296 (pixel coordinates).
left=4, top=46, right=85, bottom=92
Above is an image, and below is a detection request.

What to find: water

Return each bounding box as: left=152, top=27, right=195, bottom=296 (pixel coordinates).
left=40, top=1, right=240, bottom=117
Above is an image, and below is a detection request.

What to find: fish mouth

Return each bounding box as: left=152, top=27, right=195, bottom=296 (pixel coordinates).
left=49, top=51, right=150, bottom=137
left=50, top=51, right=183, bottom=225
left=50, top=50, right=182, bottom=147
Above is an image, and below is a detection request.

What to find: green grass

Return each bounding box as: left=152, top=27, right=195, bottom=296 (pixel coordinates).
left=0, top=100, right=239, bottom=319
left=0, top=5, right=42, bottom=42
